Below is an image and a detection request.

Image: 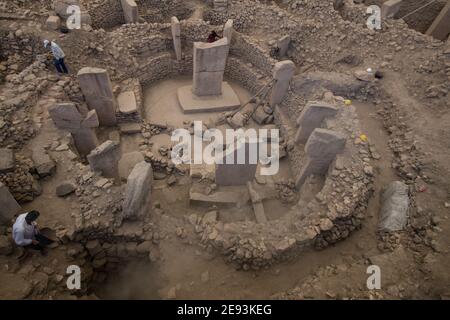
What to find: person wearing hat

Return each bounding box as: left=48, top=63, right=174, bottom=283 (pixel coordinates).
left=12, top=210, right=54, bottom=255
left=44, top=39, right=68, bottom=74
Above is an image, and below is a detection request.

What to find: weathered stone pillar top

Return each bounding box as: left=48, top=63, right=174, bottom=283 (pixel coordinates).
left=77, top=67, right=108, bottom=76
left=273, top=60, right=296, bottom=79
left=305, top=128, right=346, bottom=157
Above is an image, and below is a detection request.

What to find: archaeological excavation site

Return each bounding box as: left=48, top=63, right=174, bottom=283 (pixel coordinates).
left=0, top=0, right=449, bottom=301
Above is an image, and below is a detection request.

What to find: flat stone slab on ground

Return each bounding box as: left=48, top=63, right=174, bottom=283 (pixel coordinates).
left=117, top=91, right=138, bottom=114
left=177, top=82, right=240, bottom=114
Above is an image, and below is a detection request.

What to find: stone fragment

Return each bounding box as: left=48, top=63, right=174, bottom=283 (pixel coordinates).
left=32, top=149, right=56, bottom=178
left=56, top=182, right=76, bottom=197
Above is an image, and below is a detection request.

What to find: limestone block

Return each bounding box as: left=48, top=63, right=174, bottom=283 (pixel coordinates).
left=77, top=67, right=117, bottom=126
left=87, top=140, right=120, bottom=178
left=296, top=128, right=346, bottom=189
left=270, top=60, right=295, bottom=107
left=123, top=161, right=153, bottom=219
left=295, top=101, right=339, bottom=144
left=117, top=91, right=137, bottom=114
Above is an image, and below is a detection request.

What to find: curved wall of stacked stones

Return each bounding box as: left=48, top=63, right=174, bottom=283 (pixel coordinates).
left=67, top=21, right=374, bottom=268
left=85, top=0, right=125, bottom=30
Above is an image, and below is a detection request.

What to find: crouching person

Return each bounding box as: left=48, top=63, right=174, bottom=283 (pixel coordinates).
left=12, top=211, right=54, bottom=255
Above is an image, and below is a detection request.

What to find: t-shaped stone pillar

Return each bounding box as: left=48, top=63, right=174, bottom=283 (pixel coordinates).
left=48, top=102, right=99, bottom=156
left=269, top=60, right=295, bottom=107
left=171, top=16, right=182, bottom=61
left=295, top=101, right=339, bottom=144
left=295, top=128, right=346, bottom=189
left=77, top=67, right=117, bottom=127
left=193, top=38, right=229, bottom=96
left=177, top=37, right=240, bottom=113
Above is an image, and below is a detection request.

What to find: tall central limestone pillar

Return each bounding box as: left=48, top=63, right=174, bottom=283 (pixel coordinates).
left=192, top=38, right=229, bottom=96
left=177, top=37, right=240, bottom=114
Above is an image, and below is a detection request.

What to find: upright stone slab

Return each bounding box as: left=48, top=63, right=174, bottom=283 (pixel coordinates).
left=0, top=148, right=14, bottom=173
left=295, top=101, right=339, bottom=144
left=269, top=60, right=296, bottom=107
left=48, top=102, right=99, bottom=156
left=381, top=0, right=403, bottom=19
left=87, top=140, right=120, bottom=179
left=121, top=0, right=138, bottom=24
left=171, top=16, right=182, bottom=61
left=426, top=1, right=450, bottom=41
left=77, top=67, right=117, bottom=127
left=215, top=140, right=258, bottom=186
left=223, top=19, right=234, bottom=45
left=123, top=161, right=153, bottom=219
left=296, top=128, right=346, bottom=189
left=277, top=35, right=291, bottom=57
left=0, top=182, right=21, bottom=225
left=192, top=38, right=229, bottom=96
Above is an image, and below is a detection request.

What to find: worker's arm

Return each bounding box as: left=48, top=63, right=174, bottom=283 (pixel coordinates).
left=14, top=230, right=32, bottom=246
